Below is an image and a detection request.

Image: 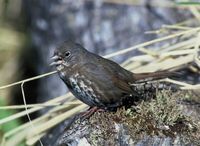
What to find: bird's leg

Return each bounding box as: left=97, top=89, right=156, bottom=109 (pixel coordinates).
left=81, top=106, right=104, bottom=120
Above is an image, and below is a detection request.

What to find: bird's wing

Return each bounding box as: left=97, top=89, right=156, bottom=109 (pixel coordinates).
left=79, top=63, right=133, bottom=94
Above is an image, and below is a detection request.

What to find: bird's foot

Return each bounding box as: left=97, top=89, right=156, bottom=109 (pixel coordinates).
left=80, top=106, right=104, bottom=121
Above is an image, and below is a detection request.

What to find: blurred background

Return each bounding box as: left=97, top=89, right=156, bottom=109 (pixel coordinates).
left=0, top=0, right=25, bottom=139
left=0, top=0, right=197, bottom=145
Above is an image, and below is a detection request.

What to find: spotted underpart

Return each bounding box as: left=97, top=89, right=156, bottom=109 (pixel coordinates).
left=69, top=73, right=102, bottom=107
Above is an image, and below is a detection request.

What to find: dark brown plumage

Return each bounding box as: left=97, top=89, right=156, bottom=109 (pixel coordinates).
left=51, top=41, right=173, bottom=110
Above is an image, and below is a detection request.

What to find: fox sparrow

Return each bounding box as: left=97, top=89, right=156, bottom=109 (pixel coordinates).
left=51, top=41, right=173, bottom=111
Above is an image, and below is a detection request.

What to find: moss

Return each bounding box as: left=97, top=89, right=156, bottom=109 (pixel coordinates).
left=88, top=111, right=117, bottom=146
left=139, top=90, right=184, bottom=126
left=86, top=89, right=200, bottom=145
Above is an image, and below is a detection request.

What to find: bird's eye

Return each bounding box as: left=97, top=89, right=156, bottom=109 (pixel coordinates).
left=64, top=51, right=71, bottom=57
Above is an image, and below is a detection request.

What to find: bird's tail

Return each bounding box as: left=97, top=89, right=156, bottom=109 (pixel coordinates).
left=133, top=70, right=177, bottom=83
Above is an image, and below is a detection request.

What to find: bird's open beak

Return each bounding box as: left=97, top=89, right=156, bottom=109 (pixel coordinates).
left=50, top=55, right=63, bottom=66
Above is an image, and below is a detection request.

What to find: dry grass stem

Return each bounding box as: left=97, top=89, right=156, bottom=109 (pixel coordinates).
left=91, top=0, right=191, bottom=8
left=0, top=101, right=82, bottom=110
left=104, top=27, right=200, bottom=58
left=27, top=104, right=88, bottom=139
left=0, top=71, right=57, bottom=90
left=0, top=93, right=73, bottom=125
left=26, top=133, right=46, bottom=146
left=162, top=24, right=192, bottom=30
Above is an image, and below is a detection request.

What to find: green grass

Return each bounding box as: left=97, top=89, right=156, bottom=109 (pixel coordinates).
left=0, top=97, right=21, bottom=142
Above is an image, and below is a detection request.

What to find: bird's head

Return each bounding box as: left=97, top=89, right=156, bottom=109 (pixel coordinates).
left=50, top=41, right=87, bottom=71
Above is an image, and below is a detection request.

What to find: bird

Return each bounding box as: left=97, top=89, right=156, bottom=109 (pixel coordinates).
left=50, top=41, right=174, bottom=115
